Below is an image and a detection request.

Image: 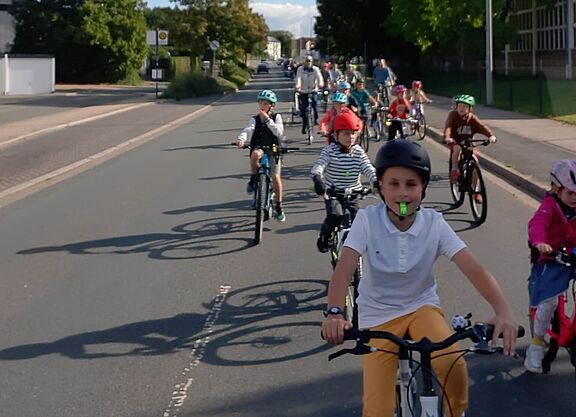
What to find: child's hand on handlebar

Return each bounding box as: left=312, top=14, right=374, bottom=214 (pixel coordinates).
left=444, top=137, right=455, bottom=145
left=535, top=243, right=553, bottom=254
left=488, top=135, right=497, bottom=144
left=486, top=311, right=519, bottom=356
left=236, top=138, right=245, bottom=148
left=321, top=316, right=353, bottom=345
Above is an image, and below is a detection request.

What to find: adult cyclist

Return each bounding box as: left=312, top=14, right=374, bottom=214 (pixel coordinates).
left=295, top=55, right=324, bottom=135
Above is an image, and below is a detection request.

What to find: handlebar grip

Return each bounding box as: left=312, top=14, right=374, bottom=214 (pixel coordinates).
left=481, top=324, right=525, bottom=339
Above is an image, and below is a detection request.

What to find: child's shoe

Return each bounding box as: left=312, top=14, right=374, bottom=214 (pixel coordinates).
left=473, top=193, right=483, bottom=204
left=316, top=233, right=329, bottom=253
left=246, top=175, right=256, bottom=193
left=524, top=342, right=545, bottom=373
left=275, top=203, right=286, bottom=223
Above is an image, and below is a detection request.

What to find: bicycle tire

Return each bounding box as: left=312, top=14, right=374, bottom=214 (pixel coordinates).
left=361, top=122, right=370, bottom=152
left=307, top=106, right=314, bottom=144
left=449, top=157, right=465, bottom=207
left=254, top=173, right=266, bottom=244
left=416, top=114, right=426, bottom=140
left=468, top=162, right=488, bottom=225
left=345, top=267, right=360, bottom=328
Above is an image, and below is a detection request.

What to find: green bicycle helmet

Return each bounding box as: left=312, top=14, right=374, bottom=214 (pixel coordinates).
left=257, top=89, right=277, bottom=104
left=453, top=94, right=476, bottom=107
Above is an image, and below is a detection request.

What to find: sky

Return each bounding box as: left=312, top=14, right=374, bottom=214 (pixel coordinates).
left=145, top=0, right=318, bottom=38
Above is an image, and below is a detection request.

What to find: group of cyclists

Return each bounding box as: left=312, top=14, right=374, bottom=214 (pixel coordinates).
left=235, top=58, right=576, bottom=416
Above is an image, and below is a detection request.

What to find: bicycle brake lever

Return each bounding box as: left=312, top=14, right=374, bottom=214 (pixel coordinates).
left=328, top=344, right=374, bottom=361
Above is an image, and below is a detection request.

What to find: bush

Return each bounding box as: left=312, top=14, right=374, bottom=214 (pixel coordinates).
left=163, top=71, right=236, bottom=99
left=221, top=60, right=251, bottom=87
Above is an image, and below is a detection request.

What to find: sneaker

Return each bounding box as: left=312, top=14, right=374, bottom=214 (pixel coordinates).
left=246, top=181, right=254, bottom=193
left=474, top=193, right=483, bottom=204
left=449, top=170, right=460, bottom=184
left=524, top=343, right=545, bottom=373
left=316, top=234, right=329, bottom=253
left=275, top=207, right=286, bottom=223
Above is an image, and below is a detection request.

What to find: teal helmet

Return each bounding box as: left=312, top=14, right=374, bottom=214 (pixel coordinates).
left=257, top=89, right=277, bottom=104
left=453, top=94, right=476, bottom=107
left=332, top=92, right=348, bottom=104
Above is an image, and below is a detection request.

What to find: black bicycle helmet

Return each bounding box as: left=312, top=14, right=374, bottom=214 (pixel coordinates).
left=375, top=140, right=431, bottom=183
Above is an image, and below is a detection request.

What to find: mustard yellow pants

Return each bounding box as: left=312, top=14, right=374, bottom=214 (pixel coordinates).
left=362, top=305, right=468, bottom=417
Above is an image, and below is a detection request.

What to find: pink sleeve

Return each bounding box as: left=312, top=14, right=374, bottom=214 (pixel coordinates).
left=528, top=198, right=554, bottom=246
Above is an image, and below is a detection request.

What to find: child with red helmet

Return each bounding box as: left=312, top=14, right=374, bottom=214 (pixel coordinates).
left=310, top=109, right=376, bottom=252
left=386, top=84, right=411, bottom=141
left=525, top=160, right=576, bottom=373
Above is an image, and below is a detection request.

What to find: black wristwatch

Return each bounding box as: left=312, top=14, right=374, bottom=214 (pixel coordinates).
left=323, top=306, right=344, bottom=317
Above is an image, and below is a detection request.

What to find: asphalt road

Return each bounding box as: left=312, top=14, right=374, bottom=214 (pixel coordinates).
left=0, top=67, right=574, bottom=417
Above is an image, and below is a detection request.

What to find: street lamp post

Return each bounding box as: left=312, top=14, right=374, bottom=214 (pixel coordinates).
left=485, top=0, right=493, bottom=105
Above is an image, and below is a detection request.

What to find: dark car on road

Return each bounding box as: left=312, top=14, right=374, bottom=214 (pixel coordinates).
left=257, top=62, right=269, bottom=74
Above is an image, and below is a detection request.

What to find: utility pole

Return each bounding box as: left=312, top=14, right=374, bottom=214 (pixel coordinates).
left=485, top=0, right=494, bottom=105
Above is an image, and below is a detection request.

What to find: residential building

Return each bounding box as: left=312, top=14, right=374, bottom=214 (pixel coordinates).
left=266, top=36, right=281, bottom=61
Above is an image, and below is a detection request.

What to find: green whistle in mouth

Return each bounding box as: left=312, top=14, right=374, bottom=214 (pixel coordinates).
left=399, top=202, right=407, bottom=216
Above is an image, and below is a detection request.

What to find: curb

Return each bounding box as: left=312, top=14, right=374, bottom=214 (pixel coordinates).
left=425, top=125, right=547, bottom=201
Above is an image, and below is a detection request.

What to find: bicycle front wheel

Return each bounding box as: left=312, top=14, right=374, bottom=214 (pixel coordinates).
left=448, top=158, right=465, bottom=206
left=307, top=107, right=314, bottom=144
left=361, top=122, right=370, bottom=152
left=345, top=267, right=360, bottom=328
left=254, top=173, right=266, bottom=244
left=416, top=114, right=426, bottom=140
left=468, top=163, right=488, bottom=225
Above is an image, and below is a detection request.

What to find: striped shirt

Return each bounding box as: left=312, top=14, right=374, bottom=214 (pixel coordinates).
left=310, top=143, right=377, bottom=190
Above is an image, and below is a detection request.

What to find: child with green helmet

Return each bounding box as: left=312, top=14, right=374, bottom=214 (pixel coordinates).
left=236, top=89, right=286, bottom=222
left=444, top=94, right=497, bottom=201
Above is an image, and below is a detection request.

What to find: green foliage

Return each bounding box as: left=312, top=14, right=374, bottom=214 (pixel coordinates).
left=270, top=30, right=294, bottom=56
left=171, top=56, right=192, bottom=78
left=163, top=70, right=236, bottom=99
left=10, top=0, right=147, bottom=83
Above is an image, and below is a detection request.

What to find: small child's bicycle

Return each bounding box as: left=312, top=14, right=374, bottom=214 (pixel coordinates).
left=529, top=247, right=576, bottom=376
left=324, top=313, right=525, bottom=417
left=234, top=143, right=298, bottom=245
left=448, top=138, right=490, bottom=225
left=324, top=187, right=372, bottom=327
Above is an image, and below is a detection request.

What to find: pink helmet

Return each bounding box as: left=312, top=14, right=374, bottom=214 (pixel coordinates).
left=412, top=80, right=423, bottom=89
left=551, top=160, right=576, bottom=192
left=392, top=84, right=407, bottom=96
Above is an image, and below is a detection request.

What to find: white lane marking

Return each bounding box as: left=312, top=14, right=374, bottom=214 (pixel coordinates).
left=162, top=285, right=231, bottom=417
left=0, top=102, right=155, bottom=150
left=0, top=101, right=216, bottom=206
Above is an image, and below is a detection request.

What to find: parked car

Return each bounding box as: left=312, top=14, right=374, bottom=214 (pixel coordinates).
left=257, top=62, right=269, bottom=74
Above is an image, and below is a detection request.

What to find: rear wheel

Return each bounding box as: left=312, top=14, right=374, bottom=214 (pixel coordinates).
left=468, top=162, right=488, bottom=225
left=254, top=173, right=266, bottom=244
left=449, top=157, right=465, bottom=207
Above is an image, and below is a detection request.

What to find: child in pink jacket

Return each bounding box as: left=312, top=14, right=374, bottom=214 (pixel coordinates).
left=525, top=160, right=576, bottom=373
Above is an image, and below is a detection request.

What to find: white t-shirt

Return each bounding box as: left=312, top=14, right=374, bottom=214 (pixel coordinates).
left=344, top=203, right=467, bottom=329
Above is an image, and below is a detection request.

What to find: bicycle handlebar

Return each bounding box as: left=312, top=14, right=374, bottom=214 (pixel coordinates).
left=324, top=318, right=524, bottom=361
left=550, top=248, right=576, bottom=265
left=231, top=143, right=300, bottom=154
left=325, top=186, right=372, bottom=199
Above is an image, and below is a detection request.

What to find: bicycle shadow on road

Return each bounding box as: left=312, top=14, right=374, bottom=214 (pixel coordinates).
left=0, top=313, right=207, bottom=361
left=17, top=212, right=255, bottom=260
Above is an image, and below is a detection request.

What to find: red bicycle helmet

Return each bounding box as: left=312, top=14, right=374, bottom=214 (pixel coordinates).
left=412, top=80, right=423, bottom=89
left=333, top=109, right=361, bottom=132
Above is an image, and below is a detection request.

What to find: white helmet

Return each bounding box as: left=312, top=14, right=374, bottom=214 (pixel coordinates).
left=551, top=160, right=576, bottom=192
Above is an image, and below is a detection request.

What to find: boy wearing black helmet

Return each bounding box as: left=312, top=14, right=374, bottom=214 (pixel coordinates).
left=321, top=140, right=519, bottom=417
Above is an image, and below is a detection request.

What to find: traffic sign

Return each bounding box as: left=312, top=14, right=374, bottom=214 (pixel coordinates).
left=209, top=40, right=220, bottom=51
left=146, top=29, right=169, bottom=46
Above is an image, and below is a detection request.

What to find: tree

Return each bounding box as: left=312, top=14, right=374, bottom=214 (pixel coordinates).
left=270, top=31, right=294, bottom=57
left=10, top=0, right=148, bottom=83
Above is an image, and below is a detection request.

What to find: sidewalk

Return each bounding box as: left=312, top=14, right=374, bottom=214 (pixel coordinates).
left=421, top=94, right=576, bottom=200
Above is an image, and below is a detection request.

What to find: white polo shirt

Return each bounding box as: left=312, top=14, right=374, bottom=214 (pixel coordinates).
left=344, top=203, right=467, bottom=329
